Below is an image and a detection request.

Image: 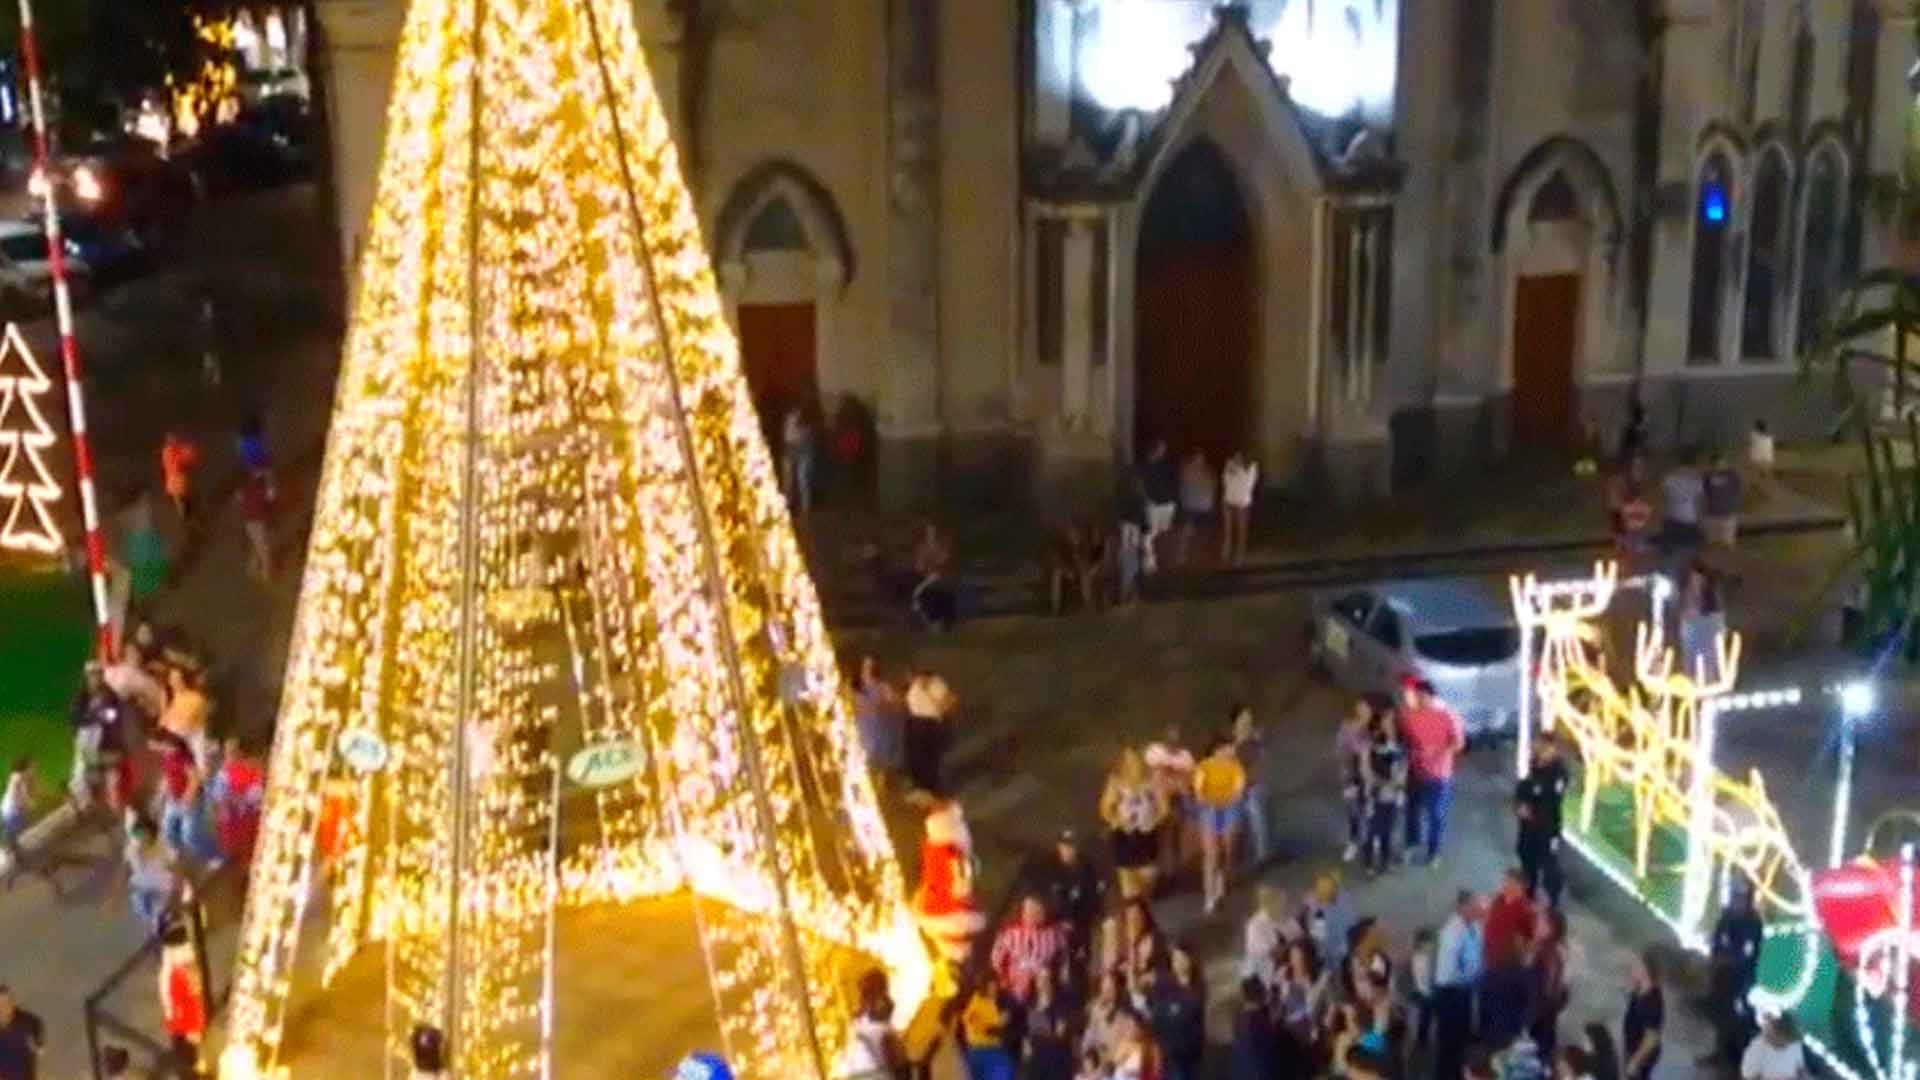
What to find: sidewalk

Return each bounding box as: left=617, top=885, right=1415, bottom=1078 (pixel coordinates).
left=807, top=452, right=1844, bottom=626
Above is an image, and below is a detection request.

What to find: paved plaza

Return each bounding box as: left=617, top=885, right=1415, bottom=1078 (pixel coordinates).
left=0, top=180, right=1901, bottom=1078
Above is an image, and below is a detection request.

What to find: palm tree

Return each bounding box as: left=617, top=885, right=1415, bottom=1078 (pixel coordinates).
left=1803, top=268, right=1920, bottom=659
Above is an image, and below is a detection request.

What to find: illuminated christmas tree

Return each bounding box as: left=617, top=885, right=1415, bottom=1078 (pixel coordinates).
left=0, top=323, right=63, bottom=556
left=218, top=0, right=929, bottom=1076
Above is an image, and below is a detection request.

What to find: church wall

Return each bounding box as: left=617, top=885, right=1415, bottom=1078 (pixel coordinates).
left=935, top=0, right=1024, bottom=502
left=695, top=0, right=891, bottom=420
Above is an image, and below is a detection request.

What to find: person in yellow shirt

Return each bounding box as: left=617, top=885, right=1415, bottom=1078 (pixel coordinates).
left=1193, top=735, right=1247, bottom=913
left=958, top=972, right=1015, bottom=1080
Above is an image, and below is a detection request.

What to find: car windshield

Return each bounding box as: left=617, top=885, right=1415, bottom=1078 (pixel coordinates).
left=1414, top=626, right=1519, bottom=666
left=0, top=234, right=47, bottom=262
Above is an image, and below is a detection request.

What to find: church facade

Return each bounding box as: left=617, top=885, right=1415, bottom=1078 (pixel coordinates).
left=313, top=0, right=1920, bottom=508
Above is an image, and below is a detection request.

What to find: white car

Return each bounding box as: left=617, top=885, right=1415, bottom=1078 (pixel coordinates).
left=1308, top=577, right=1523, bottom=740
left=0, top=221, right=92, bottom=310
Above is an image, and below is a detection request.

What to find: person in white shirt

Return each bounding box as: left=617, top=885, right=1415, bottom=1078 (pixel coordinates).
left=1241, top=885, right=1300, bottom=988
left=838, top=970, right=907, bottom=1079
left=1433, top=890, right=1485, bottom=1080
left=1747, top=419, right=1775, bottom=494
left=780, top=405, right=814, bottom=513
left=1143, top=728, right=1195, bottom=876
left=1662, top=451, right=1705, bottom=548
left=2, top=758, right=37, bottom=884
left=1220, top=451, right=1259, bottom=565
left=103, top=651, right=166, bottom=721
left=1175, top=450, right=1216, bottom=567
left=1741, top=1013, right=1809, bottom=1080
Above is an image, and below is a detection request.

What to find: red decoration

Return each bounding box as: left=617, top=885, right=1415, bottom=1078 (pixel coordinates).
left=912, top=800, right=984, bottom=964
left=1811, top=859, right=1920, bottom=1022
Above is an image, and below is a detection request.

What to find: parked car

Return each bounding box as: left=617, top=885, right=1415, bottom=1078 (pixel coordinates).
left=0, top=220, right=93, bottom=310
left=1308, top=577, right=1522, bottom=740
left=30, top=135, right=196, bottom=247
left=179, top=110, right=311, bottom=193
left=51, top=212, right=146, bottom=282
left=236, top=67, right=310, bottom=107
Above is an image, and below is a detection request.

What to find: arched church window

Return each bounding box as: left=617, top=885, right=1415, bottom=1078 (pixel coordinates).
left=743, top=197, right=808, bottom=252
left=1688, top=153, right=1734, bottom=365
left=1796, top=146, right=1845, bottom=352
left=1741, top=149, right=1790, bottom=361
left=1529, top=171, right=1580, bottom=223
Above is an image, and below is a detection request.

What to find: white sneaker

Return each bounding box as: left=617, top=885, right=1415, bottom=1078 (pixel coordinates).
left=1342, top=843, right=1359, bottom=862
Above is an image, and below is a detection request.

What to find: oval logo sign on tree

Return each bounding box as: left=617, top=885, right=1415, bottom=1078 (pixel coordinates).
left=566, top=740, right=644, bottom=788
left=337, top=729, right=390, bottom=775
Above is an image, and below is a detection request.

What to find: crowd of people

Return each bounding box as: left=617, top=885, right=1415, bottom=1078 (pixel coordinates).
left=838, top=646, right=1820, bottom=1080
left=1046, top=439, right=1262, bottom=617
left=0, top=416, right=285, bottom=1079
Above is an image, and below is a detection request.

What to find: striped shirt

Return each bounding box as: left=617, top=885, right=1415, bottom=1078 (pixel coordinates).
left=990, top=920, right=1066, bottom=1000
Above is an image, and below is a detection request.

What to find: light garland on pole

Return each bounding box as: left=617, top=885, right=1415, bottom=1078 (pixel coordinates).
left=217, top=0, right=928, bottom=1076
left=0, top=323, right=62, bottom=554
left=15, top=0, right=113, bottom=658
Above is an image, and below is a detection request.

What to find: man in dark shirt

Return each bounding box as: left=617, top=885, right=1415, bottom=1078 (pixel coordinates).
left=1700, top=880, right=1764, bottom=1067
left=1026, top=829, right=1104, bottom=970
left=1135, top=439, right=1179, bottom=574
left=1514, top=733, right=1570, bottom=908
left=0, top=985, right=46, bottom=1080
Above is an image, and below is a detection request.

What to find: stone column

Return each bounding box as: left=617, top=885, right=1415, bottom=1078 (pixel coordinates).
left=1864, top=0, right=1920, bottom=270
left=1060, top=219, right=1095, bottom=428
left=1640, top=0, right=1719, bottom=374
left=881, top=0, right=942, bottom=506
left=314, top=0, right=406, bottom=293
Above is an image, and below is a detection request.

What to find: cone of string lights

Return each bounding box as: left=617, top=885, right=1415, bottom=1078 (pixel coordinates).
left=216, top=0, right=930, bottom=1074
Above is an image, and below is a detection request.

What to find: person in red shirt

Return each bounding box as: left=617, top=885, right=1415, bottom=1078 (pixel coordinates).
left=1397, top=678, right=1464, bottom=866
left=152, top=731, right=219, bottom=866
left=158, top=921, right=207, bottom=1075
left=1480, top=868, right=1539, bottom=1044
left=212, top=737, right=265, bottom=868
left=159, top=431, right=202, bottom=525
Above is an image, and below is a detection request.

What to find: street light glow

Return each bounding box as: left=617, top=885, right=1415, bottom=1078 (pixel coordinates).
left=1840, top=680, right=1875, bottom=720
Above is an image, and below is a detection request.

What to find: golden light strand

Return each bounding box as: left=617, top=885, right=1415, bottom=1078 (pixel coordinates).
left=218, top=0, right=929, bottom=1075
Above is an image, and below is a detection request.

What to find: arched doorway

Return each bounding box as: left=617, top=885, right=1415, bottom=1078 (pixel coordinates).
left=734, top=197, right=820, bottom=450
left=1134, top=140, right=1254, bottom=463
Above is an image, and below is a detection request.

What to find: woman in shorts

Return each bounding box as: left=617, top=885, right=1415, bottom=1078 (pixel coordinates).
left=1100, top=748, right=1167, bottom=899
left=1193, top=736, right=1247, bottom=912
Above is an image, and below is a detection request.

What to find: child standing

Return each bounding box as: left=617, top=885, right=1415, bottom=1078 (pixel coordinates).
left=1405, top=927, right=1438, bottom=1071
left=1338, top=699, right=1374, bottom=862
left=2, top=757, right=37, bottom=884
left=1362, top=712, right=1407, bottom=874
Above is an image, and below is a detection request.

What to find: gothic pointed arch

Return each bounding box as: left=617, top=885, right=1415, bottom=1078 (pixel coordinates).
left=714, top=161, right=855, bottom=291
left=1793, top=136, right=1851, bottom=351
left=1687, top=136, right=1742, bottom=365
left=1491, top=137, right=1623, bottom=254
left=1741, top=142, right=1794, bottom=360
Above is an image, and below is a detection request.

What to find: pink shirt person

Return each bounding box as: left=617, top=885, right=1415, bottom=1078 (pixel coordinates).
left=1398, top=681, right=1464, bottom=781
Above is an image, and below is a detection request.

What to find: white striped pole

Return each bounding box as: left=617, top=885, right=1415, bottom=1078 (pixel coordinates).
left=18, top=0, right=114, bottom=661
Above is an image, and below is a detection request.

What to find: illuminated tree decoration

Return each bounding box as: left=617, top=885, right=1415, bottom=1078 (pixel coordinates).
left=0, top=322, right=63, bottom=555
left=218, top=0, right=929, bottom=1076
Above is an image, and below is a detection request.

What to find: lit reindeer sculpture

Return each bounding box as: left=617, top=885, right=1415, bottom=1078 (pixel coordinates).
left=1515, top=562, right=1808, bottom=942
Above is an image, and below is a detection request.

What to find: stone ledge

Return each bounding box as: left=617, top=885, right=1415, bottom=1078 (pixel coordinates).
left=0, top=801, right=80, bottom=876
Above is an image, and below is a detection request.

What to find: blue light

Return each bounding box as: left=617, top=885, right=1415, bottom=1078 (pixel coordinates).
left=1702, top=182, right=1728, bottom=225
